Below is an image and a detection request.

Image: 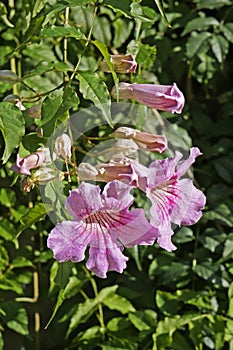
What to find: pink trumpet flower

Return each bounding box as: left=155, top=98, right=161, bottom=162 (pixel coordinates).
left=143, top=147, right=206, bottom=251
left=111, top=82, right=185, bottom=114
left=47, top=180, right=158, bottom=278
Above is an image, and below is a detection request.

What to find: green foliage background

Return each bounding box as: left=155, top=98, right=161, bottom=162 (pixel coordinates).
left=0, top=0, right=233, bottom=349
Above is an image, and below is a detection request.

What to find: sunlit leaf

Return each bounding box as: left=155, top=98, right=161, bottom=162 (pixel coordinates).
left=0, top=103, right=25, bottom=163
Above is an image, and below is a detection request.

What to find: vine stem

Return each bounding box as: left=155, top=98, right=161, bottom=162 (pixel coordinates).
left=63, top=7, right=70, bottom=82
left=70, top=3, right=98, bottom=81
left=82, top=266, right=106, bottom=331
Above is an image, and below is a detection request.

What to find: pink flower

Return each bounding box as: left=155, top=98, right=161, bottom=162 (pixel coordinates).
left=47, top=180, right=158, bottom=278
left=111, top=126, right=167, bottom=153
left=99, top=54, right=137, bottom=74
left=111, top=82, right=185, bottom=114
left=11, top=148, right=51, bottom=175
left=142, top=147, right=206, bottom=251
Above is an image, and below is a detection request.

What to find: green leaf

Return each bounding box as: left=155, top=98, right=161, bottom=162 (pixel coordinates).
left=153, top=0, right=171, bottom=27
left=22, top=9, right=46, bottom=42
left=129, top=310, right=157, bottom=331
left=214, top=156, right=233, bottom=184
left=67, top=285, right=118, bottom=336
left=38, top=89, right=63, bottom=127
left=221, top=23, right=233, bottom=44
left=11, top=256, right=34, bottom=268
left=203, top=204, right=233, bottom=227
left=102, top=293, right=136, bottom=314
left=182, top=17, right=219, bottom=36
left=16, top=203, right=47, bottom=237
left=103, top=0, right=131, bottom=18
left=45, top=289, right=65, bottom=329
left=2, top=301, right=28, bottom=335
left=41, top=26, right=86, bottom=39
left=93, top=17, right=112, bottom=45
left=0, top=102, right=25, bottom=163
left=0, top=330, right=3, bottom=350
left=186, top=31, right=211, bottom=59
left=209, top=34, right=229, bottom=63
left=131, top=3, right=157, bottom=25
left=113, top=19, right=134, bottom=49
left=194, top=0, right=232, bottom=9
left=76, top=70, right=112, bottom=126
left=22, top=133, right=47, bottom=153
left=54, top=262, right=72, bottom=289
left=0, top=188, right=16, bottom=208
left=67, top=298, right=99, bottom=337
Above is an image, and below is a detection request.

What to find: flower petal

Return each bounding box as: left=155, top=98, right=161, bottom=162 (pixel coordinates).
left=86, top=231, right=128, bottom=278
left=102, top=180, right=134, bottom=211
left=170, top=179, right=206, bottom=225
left=65, top=182, right=103, bottom=219
left=110, top=208, right=158, bottom=247
left=47, top=221, right=92, bottom=262
left=176, top=147, right=202, bottom=177
left=156, top=224, right=177, bottom=251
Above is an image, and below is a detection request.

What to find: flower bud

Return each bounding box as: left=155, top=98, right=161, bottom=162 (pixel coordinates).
left=33, top=167, right=64, bottom=184
left=99, top=54, right=137, bottom=74
left=78, top=163, right=99, bottom=181
left=111, top=127, right=167, bottom=153
left=111, top=82, right=185, bottom=114
left=54, top=133, right=72, bottom=160
left=25, top=104, right=42, bottom=119
left=11, top=148, right=52, bottom=175
left=104, top=139, right=138, bottom=161
left=0, top=70, right=21, bottom=83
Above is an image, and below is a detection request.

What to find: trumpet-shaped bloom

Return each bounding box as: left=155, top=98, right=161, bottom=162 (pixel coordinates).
left=47, top=180, right=158, bottom=278
left=111, top=82, right=185, bottom=114
left=144, top=147, right=206, bottom=251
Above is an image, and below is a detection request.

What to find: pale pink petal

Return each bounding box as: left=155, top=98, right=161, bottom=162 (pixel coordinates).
left=102, top=180, right=134, bottom=211
left=170, top=179, right=206, bottom=225
left=156, top=224, right=177, bottom=251
left=176, top=147, right=202, bottom=177
left=86, top=231, right=128, bottom=278
left=65, top=182, right=103, bottom=219
left=110, top=209, right=158, bottom=247
left=47, top=221, right=92, bottom=262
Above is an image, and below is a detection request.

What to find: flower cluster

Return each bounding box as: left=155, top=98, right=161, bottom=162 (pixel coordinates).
left=11, top=53, right=205, bottom=278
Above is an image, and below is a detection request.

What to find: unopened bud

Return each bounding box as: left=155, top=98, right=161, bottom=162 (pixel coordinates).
left=54, top=134, right=72, bottom=160
left=26, top=104, right=42, bottom=119
left=33, top=167, right=64, bottom=184
left=99, top=54, right=137, bottom=74
left=78, top=163, right=98, bottom=181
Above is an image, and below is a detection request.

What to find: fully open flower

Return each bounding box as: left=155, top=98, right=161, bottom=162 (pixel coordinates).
left=111, top=126, right=167, bottom=153
left=11, top=148, right=51, bottom=175
left=143, top=147, right=206, bottom=251
left=111, top=82, right=185, bottom=114
left=47, top=180, right=158, bottom=278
